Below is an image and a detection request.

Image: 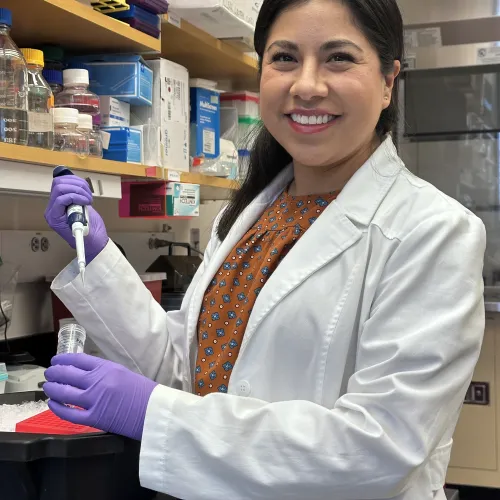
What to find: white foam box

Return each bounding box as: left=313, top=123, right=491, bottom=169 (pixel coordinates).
left=168, top=0, right=263, bottom=40
left=100, top=96, right=131, bottom=127
left=131, top=58, right=189, bottom=172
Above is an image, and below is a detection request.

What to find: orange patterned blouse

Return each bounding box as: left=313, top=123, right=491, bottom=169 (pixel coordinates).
left=195, top=188, right=339, bottom=396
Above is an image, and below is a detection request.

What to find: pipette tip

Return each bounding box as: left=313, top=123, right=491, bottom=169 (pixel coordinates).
left=79, top=267, right=85, bottom=286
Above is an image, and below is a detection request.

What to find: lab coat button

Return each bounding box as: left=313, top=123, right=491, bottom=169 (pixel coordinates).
left=238, top=380, right=251, bottom=397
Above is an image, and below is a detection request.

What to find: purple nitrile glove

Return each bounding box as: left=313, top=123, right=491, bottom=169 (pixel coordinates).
left=44, top=354, right=158, bottom=441
left=44, top=175, right=109, bottom=263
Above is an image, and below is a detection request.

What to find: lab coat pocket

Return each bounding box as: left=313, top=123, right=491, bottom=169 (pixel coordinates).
left=429, top=440, right=453, bottom=491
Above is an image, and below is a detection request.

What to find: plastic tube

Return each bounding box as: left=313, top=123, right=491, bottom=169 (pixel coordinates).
left=57, top=324, right=86, bottom=355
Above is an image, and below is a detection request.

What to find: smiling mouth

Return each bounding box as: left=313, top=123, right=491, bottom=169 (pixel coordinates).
left=288, top=113, right=339, bottom=125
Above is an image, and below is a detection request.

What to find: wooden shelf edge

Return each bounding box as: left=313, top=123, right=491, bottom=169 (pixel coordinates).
left=0, top=144, right=149, bottom=177
left=146, top=166, right=239, bottom=190
left=47, top=0, right=161, bottom=52
left=161, top=16, right=258, bottom=71
left=0, top=145, right=240, bottom=191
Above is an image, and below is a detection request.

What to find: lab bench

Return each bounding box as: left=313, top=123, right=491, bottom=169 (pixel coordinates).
left=446, top=306, right=500, bottom=489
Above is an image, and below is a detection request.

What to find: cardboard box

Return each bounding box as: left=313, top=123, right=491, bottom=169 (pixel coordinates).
left=119, top=181, right=199, bottom=218
left=168, top=0, right=263, bottom=41
left=71, top=54, right=153, bottom=106
left=131, top=58, right=189, bottom=171
left=102, top=127, right=142, bottom=164
left=131, top=123, right=162, bottom=166
left=167, top=182, right=200, bottom=216
left=190, top=85, right=220, bottom=160
left=100, top=96, right=131, bottom=127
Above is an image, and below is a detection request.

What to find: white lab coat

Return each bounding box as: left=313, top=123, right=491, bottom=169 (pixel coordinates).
left=52, top=137, right=486, bottom=500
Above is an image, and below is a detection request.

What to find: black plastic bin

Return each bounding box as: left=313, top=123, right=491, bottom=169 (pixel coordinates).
left=0, top=392, right=156, bottom=500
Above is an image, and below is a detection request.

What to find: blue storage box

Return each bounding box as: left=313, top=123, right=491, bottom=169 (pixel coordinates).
left=108, top=4, right=161, bottom=38
left=102, top=127, right=142, bottom=164
left=190, top=86, right=220, bottom=160
left=70, top=54, right=153, bottom=106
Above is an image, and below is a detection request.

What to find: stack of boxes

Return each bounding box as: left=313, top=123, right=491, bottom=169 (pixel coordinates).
left=220, top=91, right=260, bottom=181
left=69, top=53, right=154, bottom=165
left=95, top=0, right=170, bottom=39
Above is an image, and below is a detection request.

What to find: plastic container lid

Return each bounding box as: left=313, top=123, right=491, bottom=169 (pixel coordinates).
left=21, top=48, right=44, bottom=68
left=238, top=116, right=261, bottom=125
left=0, top=8, right=12, bottom=27
left=43, top=69, right=63, bottom=86
left=40, top=44, right=65, bottom=62
left=221, top=91, right=260, bottom=103
left=78, top=113, right=93, bottom=131
left=63, top=68, right=89, bottom=86
left=53, top=107, right=79, bottom=125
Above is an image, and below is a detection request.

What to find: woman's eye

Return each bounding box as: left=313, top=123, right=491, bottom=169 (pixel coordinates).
left=328, top=53, right=355, bottom=63
left=271, top=52, right=296, bottom=63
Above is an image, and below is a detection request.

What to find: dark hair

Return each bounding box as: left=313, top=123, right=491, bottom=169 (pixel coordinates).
left=217, top=0, right=404, bottom=241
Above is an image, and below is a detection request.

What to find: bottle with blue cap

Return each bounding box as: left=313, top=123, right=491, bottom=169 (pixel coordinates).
left=0, top=8, right=28, bottom=145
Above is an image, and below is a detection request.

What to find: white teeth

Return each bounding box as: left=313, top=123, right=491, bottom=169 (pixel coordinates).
left=290, top=113, right=336, bottom=125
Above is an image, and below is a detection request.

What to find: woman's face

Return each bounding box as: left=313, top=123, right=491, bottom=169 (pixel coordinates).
left=260, top=0, right=399, bottom=170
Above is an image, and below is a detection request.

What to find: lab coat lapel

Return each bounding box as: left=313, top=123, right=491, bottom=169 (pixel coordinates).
left=239, top=136, right=402, bottom=354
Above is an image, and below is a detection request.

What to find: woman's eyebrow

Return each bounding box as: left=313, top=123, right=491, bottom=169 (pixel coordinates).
left=266, top=39, right=363, bottom=53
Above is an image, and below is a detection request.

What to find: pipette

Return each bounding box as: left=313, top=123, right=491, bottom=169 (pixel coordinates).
left=53, top=166, right=90, bottom=285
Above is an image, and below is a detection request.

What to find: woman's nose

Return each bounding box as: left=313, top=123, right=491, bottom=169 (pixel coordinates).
left=290, top=64, right=328, bottom=101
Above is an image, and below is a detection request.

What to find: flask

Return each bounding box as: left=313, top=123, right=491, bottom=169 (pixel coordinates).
left=0, top=8, right=28, bottom=145
left=42, top=69, right=63, bottom=95
left=55, top=68, right=100, bottom=116
left=21, top=48, right=54, bottom=150
left=78, top=113, right=103, bottom=158
left=53, top=107, right=88, bottom=158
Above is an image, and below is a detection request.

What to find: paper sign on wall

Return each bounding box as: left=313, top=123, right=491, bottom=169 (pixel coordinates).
left=477, top=47, right=500, bottom=65
left=404, top=27, right=442, bottom=49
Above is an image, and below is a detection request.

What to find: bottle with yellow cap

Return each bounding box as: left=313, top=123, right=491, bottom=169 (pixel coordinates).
left=20, top=48, right=54, bottom=150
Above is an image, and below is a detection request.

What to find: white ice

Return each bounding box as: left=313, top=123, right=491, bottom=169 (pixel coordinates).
left=0, top=401, right=49, bottom=432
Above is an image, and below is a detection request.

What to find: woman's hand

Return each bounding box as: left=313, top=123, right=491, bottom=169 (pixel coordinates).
left=44, top=175, right=109, bottom=262
left=44, top=354, right=158, bottom=441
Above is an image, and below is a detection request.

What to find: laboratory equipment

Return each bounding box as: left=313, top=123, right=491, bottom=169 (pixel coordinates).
left=4, top=364, right=46, bottom=393
left=0, top=8, right=28, bottom=145
left=53, top=108, right=89, bottom=157
left=42, top=69, right=63, bottom=95
left=77, top=113, right=103, bottom=158
left=56, top=68, right=100, bottom=116
left=0, top=363, right=7, bottom=393
left=52, top=166, right=90, bottom=283
left=146, top=241, right=202, bottom=312
left=57, top=323, right=86, bottom=355
left=0, top=391, right=156, bottom=500
left=21, top=48, right=54, bottom=150
left=16, top=409, right=98, bottom=435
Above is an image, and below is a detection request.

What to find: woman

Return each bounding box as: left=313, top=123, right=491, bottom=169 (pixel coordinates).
left=43, top=0, right=486, bottom=499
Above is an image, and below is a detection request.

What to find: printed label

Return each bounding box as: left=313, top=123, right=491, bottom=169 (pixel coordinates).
left=477, top=47, right=500, bottom=65
left=167, top=12, right=181, bottom=28
left=404, top=27, right=442, bottom=49
left=203, top=129, right=216, bottom=155
left=100, top=130, right=111, bottom=150
left=167, top=170, right=181, bottom=182
left=28, top=112, right=53, bottom=133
